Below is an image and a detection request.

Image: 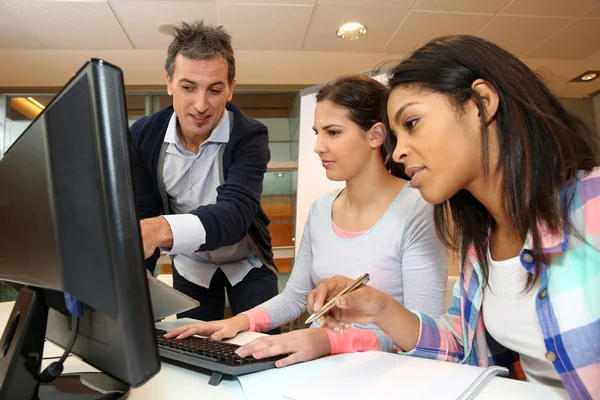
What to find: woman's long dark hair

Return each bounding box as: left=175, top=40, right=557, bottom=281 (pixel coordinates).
left=316, top=75, right=407, bottom=178
left=387, top=35, right=599, bottom=289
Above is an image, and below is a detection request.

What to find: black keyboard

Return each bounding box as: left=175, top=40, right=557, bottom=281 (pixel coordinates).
left=155, top=328, right=285, bottom=386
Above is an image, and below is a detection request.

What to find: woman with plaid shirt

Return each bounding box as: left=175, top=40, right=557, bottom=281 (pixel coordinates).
left=309, top=35, right=599, bottom=399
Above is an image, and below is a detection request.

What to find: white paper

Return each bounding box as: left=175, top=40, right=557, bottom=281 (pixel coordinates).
left=283, top=351, right=487, bottom=400
left=236, top=353, right=359, bottom=400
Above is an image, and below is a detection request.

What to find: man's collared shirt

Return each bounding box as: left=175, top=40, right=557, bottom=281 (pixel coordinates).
left=161, top=111, right=261, bottom=288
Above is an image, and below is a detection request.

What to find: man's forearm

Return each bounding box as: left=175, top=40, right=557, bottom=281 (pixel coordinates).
left=154, top=216, right=174, bottom=247
left=140, top=217, right=174, bottom=258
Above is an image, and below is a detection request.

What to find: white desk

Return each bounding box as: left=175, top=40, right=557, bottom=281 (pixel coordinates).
left=0, top=301, right=569, bottom=399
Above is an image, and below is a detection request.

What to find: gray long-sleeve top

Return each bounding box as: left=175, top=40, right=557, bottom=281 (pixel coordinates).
left=260, top=184, right=448, bottom=352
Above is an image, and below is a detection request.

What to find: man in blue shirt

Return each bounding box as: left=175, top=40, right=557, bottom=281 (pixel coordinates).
left=130, top=21, right=278, bottom=322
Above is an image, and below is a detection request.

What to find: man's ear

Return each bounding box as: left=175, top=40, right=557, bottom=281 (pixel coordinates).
left=227, top=79, right=237, bottom=102
left=166, top=72, right=173, bottom=96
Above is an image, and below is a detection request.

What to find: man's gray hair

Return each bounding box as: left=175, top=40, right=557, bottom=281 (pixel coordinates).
left=165, top=21, right=235, bottom=84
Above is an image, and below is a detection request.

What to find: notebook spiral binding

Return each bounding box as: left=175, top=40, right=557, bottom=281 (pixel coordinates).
left=456, top=366, right=510, bottom=400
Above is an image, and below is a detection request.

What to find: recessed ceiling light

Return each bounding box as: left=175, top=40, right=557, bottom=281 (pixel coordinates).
left=336, top=22, right=367, bottom=41
left=157, top=22, right=179, bottom=36
left=581, top=73, right=597, bottom=81
left=568, top=70, right=600, bottom=83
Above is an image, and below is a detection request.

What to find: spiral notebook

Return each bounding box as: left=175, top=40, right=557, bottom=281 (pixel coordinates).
left=282, top=351, right=508, bottom=400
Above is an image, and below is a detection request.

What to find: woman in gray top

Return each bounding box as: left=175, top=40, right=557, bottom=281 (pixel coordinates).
left=166, top=75, right=448, bottom=368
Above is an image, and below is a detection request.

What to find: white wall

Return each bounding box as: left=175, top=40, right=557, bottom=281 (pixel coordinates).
left=4, top=120, right=31, bottom=150
left=294, top=88, right=344, bottom=254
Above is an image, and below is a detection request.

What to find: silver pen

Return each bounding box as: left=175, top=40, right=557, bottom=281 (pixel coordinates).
left=305, top=273, right=370, bottom=325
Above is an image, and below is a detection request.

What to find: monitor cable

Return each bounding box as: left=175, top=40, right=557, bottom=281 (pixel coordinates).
left=39, top=294, right=83, bottom=383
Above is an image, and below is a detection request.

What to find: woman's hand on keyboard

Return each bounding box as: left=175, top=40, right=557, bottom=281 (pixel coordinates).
left=234, top=329, right=331, bottom=368
left=163, top=314, right=250, bottom=341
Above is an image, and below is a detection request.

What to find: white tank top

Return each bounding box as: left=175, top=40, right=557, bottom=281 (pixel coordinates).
left=482, top=249, right=563, bottom=388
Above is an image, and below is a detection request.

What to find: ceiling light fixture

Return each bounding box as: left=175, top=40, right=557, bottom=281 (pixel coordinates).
left=581, top=73, right=597, bottom=81
left=568, top=70, right=600, bottom=83
left=27, top=97, right=45, bottom=110
left=336, top=22, right=367, bottom=41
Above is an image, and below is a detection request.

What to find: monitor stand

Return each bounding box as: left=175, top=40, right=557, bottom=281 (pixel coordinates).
left=38, top=373, right=129, bottom=399
left=0, top=287, right=130, bottom=400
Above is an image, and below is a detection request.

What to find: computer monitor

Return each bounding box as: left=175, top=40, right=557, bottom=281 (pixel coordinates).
left=0, top=59, right=160, bottom=399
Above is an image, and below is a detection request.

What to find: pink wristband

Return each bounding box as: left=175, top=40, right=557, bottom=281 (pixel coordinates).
left=325, top=328, right=380, bottom=354
left=240, top=307, right=271, bottom=332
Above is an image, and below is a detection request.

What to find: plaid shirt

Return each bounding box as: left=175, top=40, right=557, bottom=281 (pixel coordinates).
left=406, top=167, right=600, bottom=400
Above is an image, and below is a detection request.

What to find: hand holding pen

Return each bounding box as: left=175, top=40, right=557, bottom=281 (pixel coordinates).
left=305, top=273, right=370, bottom=325
left=308, top=274, right=423, bottom=351
left=305, top=273, right=394, bottom=333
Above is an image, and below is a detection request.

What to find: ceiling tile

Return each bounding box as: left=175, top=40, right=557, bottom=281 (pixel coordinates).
left=217, top=4, right=313, bottom=50
left=582, top=3, right=600, bottom=17
left=413, top=0, right=511, bottom=14
left=111, top=1, right=218, bottom=49
left=501, top=0, right=599, bottom=17
left=1, top=0, right=131, bottom=50
left=384, top=11, right=493, bottom=54
left=0, top=2, right=45, bottom=49
left=584, top=48, right=600, bottom=64
left=317, top=0, right=416, bottom=7
left=527, top=18, right=600, bottom=59
left=478, top=15, right=572, bottom=56
left=303, top=5, right=410, bottom=53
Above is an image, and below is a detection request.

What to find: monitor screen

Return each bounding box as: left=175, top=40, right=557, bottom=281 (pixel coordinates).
left=0, top=59, right=160, bottom=396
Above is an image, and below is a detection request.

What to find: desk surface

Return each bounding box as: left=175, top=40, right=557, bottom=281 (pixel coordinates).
left=0, top=301, right=569, bottom=400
